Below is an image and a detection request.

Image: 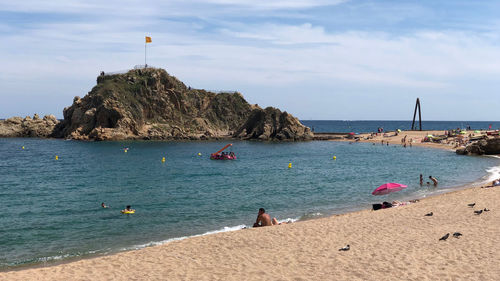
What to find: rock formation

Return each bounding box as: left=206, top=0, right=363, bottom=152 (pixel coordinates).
left=0, top=114, right=59, bottom=138
left=234, top=107, right=313, bottom=141
left=456, top=138, right=500, bottom=155
left=51, top=68, right=312, bottom=141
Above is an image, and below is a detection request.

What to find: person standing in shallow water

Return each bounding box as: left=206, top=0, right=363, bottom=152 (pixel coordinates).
left=420, top=174, right=423, bottom=186
left=429, top=176, right=438, bottom=186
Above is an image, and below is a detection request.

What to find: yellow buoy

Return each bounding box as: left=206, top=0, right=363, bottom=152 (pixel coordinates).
left=55, top=155, right=59, bottom=160
left=288, top=163, right=292, bottom=168
left=198, top=153, right=202, bottom=156
left=333, top=156, right=337, bottom=160
left=22, top=146, right=25, bottom=150
left=162, top=157, right=166, bottom=163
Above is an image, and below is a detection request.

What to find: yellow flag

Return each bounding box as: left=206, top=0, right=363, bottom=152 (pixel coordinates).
left=145, top=36, right=152, bottom=43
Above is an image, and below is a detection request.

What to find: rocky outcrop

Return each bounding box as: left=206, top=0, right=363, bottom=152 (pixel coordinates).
left=52, top=68, right=254, bottom=140
left=456, top=138, right=500, bottom=155
left=51, top=67, right=311, bottom=141
left=2, top=68, right=311, bottom=141
left=0, top=115, right=59, bottom=137
left=234, top=107, right=313, bottom=141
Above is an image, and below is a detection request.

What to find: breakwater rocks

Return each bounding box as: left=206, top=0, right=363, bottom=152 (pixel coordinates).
left=50, top=68, right=311, bottom=141
left=234, top=107, right=312, bottom=141
left=0, top=114, right=59, bottom=138
left=456, top=138, right=500, bottom=155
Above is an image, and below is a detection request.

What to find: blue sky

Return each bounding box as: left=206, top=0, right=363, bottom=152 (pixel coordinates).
left=1, top=0, right=500, bottom=120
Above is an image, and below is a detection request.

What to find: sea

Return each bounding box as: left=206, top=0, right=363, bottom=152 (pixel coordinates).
left=300, top=120, right=500, bottom=133
left=1, top=120, right=500, bottom=269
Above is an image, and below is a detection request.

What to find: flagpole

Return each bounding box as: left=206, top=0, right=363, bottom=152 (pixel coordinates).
left=144, top=39, right=147, bottom=67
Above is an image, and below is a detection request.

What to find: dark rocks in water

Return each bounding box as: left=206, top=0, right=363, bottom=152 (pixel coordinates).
left=233, top=107, right=313, bottom=141
left=456, top=138, right=500, bottom=155
left=50, top=67, right=311, bottom=141
left=0, top=114, right=59, bottom=138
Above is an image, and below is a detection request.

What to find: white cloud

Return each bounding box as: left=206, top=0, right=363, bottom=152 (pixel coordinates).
left=201, top=0, right=346, bottom=10
left=0, top=0, right=345, bottom=16
left=2, top=1, right=500, bottom=119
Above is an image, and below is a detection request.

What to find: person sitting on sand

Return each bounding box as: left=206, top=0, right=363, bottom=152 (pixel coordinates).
left=101, top=202, right=108, bottom=208
left=429, top=176, right=438, bottom=186
left=253, top=208, right=273, bottom=227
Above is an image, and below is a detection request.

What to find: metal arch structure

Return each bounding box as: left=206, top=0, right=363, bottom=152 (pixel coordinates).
left=411, top=98, right=422, bottom=131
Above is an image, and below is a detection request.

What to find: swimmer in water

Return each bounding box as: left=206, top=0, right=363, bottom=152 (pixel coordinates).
left=122, top=205, right=135, bottom=213
left=101, top=202, right=108, bottom=208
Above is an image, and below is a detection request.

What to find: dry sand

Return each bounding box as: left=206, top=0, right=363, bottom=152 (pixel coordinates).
left=2, top=186, right=500, bottom=280
left=2, top=133, right=499, bottom=281
left=338, top=129, right=475, bottom=150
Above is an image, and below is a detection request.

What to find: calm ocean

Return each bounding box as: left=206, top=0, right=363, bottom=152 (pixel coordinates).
left=301, top=120, right=500, bottom=133
left=1, top=120, right=500, bottom=269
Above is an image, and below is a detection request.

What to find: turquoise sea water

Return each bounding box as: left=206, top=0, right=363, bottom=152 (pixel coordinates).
left=1, top=138, right=500, bottom=269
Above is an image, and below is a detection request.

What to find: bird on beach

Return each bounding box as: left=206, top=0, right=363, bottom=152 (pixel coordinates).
left=484, top=208, right=490, bottom=212
left=468, top=203, right=476, bottom=208
left=339, top=245, right=350, bottom=251
left=424, top=212, right=433, bottom=216
left=453, top=232, right=463, bottom=238
left=439, top=233, right=450, bottom=241
left=474, top=210, right=483, bottom=215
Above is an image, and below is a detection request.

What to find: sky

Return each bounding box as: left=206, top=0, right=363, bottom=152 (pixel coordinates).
left=1, top=0, right=500, bottom=120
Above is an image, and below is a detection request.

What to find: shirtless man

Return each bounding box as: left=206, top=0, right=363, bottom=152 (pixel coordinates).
left=253, top=208, right=272, bottom=227
left=429, top=176, right=438, bottom=186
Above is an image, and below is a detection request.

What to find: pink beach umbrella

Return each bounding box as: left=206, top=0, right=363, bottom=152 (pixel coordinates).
left=372, top=183, right=407, bottom=196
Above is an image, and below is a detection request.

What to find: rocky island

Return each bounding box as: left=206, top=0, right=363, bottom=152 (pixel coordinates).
left=1, top=68, right=312, bottom=141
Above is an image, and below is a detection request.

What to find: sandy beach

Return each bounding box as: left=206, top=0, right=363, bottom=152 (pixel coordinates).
left=2, top=179, right=500, bottom=279
left=2, top=130, right=499, bottom=280
left=337, top=129, right=481, bottom=150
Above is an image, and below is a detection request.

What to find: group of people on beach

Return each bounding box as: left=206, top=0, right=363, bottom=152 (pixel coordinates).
left=401, top=135, right=413, bottom=148
left=420, top=174, right=438, bottom=186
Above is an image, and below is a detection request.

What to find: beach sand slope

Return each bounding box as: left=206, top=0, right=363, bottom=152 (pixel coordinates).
left=1, top=186, right=499, bottom=281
